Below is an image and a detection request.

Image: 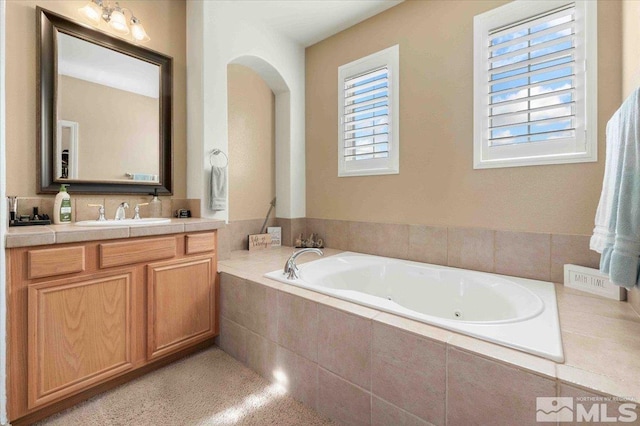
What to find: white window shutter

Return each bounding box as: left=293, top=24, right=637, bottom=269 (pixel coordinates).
left=474, top=0, right=597, bottom=169
left=338, top=45, right=399, bottom=177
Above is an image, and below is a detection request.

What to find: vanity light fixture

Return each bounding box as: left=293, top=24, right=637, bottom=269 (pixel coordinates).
left=78, top=0, right=150, bottom=42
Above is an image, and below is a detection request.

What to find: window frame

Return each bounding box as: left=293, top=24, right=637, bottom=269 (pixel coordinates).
left=473, top=0, right=597, bottom=169
left=338, top=45, right=399, bottom=177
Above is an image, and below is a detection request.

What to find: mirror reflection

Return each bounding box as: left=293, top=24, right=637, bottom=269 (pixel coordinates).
left=56, top=32, right=160, bottom=183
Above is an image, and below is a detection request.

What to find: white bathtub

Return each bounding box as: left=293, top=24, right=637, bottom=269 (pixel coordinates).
left=265, top=252, right=564, bottom=362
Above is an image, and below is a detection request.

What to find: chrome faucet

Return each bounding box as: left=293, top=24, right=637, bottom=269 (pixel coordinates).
left=115, top=202, right=129, bottom=220
left=132, top=203, right=149, bottom=220
left=283, top=248, right=323, bottom=280
left=87, top=203, right=106, bottom=221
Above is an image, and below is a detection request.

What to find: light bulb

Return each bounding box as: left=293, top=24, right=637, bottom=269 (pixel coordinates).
left=78, top=1, right=102, bottom=25
left=109, top=8, right=129, bottom=34
left=130, top=18, right=150, bottom=42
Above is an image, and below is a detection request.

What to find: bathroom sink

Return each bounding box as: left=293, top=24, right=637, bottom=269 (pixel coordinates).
left=74, top=218, right=172, bottom=227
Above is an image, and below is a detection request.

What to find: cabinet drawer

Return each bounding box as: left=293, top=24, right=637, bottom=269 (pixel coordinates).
left=185, top=233, right=216, bottom=254
left=28, top=247, right=85, bottom=279
left=100, top=237, right=176, bottom=268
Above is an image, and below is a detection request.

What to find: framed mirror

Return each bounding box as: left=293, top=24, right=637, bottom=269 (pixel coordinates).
left=37, top=7, right=173, bottom=194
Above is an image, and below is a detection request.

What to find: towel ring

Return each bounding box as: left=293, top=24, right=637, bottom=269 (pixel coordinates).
left=209, top=149, right=229, bottom=168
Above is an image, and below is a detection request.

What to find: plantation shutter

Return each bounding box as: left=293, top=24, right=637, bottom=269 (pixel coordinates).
left=342, top=66, right=390, bottom=162
left=487, top=3, right=577, bottom=147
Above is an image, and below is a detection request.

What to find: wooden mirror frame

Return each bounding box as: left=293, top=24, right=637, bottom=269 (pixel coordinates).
left=37, top=7, right=173, bottom=195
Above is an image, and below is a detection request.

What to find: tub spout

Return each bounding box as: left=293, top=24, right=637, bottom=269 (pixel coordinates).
left=283, top=248, right=323, bottom=280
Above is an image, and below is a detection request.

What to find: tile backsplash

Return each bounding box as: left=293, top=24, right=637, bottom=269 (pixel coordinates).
left=303, top=218, right=600, bottom=285
left=12, top=196, right=200, bottom=222
left=218, top=217, right=603, bottom=286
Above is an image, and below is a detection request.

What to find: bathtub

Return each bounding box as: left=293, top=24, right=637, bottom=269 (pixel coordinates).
left=265, top=252, right=564, bottom=362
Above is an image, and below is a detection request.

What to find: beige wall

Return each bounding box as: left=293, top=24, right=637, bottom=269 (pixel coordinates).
left=6, top=0, right=186, bottom=196
left=59, top=75, right=159, bottom=181
left=227, top=64, right=276, bottom=221
left=305, top=0, right=622, bottom=235
left=622, top=0, right=640, bottom=99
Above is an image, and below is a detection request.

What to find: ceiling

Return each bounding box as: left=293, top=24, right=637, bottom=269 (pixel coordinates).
left=58, top=33, right=159, bottom=98
left=233, top=0, right=404, bottom=47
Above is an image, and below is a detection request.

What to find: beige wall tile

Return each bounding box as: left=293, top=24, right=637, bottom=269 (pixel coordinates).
left=447, top=347, right=556, bottom=426
left=325, top=219, right=350, bottom=250
left=372, top=396, right=433, bottom=426
left=371, top=322, right=446, bottom=424
left=349, top=221, right=409, bottom=259
left=306, top=218, right=326, bottom=244
left=277, top=292, right=319, bottom=362
left=161, top=197, right=173, bottom=218
left=318, top=368, right=371, bottom=426
left=245, top=280, right=278, bottom=341
left=408, top=225, right=447, bottom=265
left=187, top=199, right=201, bottom=218
left=551, top=234, right=601, bottom=284
left=495, top=231, right=551, bottom=281
left=218, top=317, right=247, bottom=364
left=40, top=197, right=54, bottom=218
left=291, top=218, right=307, bottom=247
left=245, top=330, right=278, bottom=382
left=15, top=197, right=40, bottom=218
left=276, top=218, right=292, bottom=247
left=447, top=227, right=494, bottom=272
left=229, top=218, right=264, bottom=251
left=74, top=197, right=106, bottom=222
left=220, top=273, right=248, bottom=327
left=317, top=305, right=372, bottom=390
left=216, top=227, right=231, bottom=261
left=275, top=346, right=319, bottom=409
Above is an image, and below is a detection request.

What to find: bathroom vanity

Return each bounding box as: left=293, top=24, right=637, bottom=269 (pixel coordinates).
left=5, top=219, right=223, bottom=424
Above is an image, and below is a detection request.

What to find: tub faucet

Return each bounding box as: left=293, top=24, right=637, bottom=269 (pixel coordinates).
left=115, top=202, right=129, bottom=220
left=283, top=248, right=323, bottom=280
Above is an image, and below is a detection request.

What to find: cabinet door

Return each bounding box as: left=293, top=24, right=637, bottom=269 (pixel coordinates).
left=28, top=271, right=134, bottom=409
left=147, top=255, right=216, bottom=360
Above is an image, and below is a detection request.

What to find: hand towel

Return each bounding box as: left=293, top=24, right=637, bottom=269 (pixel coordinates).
left=129, top=173, right=159, bottom=182
left=590, top=88, right=640, bottom=289
left=209, top=165, right=227, bottom=212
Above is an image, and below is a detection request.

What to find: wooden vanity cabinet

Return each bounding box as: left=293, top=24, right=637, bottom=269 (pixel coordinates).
left=7, top=231, right=218, bottom=424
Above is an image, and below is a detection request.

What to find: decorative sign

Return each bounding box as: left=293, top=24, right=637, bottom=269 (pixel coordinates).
left=248, top=233, right=272, bottom=251
left=267, top=227, right=282, bottom=247
left=564, top=264, right=626, bottom=301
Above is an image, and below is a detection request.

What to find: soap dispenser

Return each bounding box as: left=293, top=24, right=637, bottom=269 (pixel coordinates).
left=53, top=184, right=72, bottom=224
left=149, top=188, right=162, bottom=218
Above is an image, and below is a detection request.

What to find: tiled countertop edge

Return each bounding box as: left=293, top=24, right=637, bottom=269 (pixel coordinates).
left=218, top=255, right=640, bottom=402
left=5, top=218, right=226, bottom=248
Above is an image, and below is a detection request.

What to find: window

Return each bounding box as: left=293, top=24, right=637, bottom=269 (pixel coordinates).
left=338, top=45, right=399, bottom=177
left=473, top=1, right=597, bottom=169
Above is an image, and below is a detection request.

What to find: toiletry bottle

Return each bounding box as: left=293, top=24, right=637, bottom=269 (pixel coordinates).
left=53, top=184, right=72, bottom=224
left=149, top=188, right=161, bottom=218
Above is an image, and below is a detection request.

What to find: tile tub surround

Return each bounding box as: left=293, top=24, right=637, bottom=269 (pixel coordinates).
left=218, top=248, right=640, bottom=426
left=304, top=218, right=601, bottom=284
left=218, top=217, right=306, bottom=260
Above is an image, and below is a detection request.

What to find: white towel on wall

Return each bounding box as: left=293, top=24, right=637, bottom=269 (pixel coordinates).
left=209, top=165, right=227, bottom=212
left=590, top=87, right=640, bottom=289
